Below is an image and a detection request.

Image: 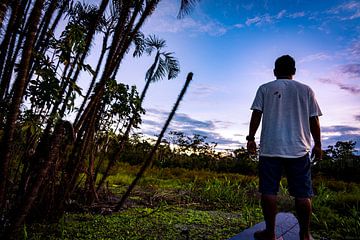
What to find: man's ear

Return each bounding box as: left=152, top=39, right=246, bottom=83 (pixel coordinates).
left=273, top=69, right=277, bottom=76
left=292, top=67, right=296, bottom=75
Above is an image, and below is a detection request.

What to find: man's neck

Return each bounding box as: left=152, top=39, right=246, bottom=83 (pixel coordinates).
left=276, top=76, right=293, bottom=80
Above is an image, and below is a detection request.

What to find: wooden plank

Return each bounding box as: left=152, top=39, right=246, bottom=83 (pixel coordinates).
left=228, top=212, right=299, bottom=240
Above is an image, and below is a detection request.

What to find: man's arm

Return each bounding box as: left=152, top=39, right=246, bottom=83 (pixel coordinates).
left=247, top=110, right=262, bottom=154
left=310, top=116, right=322, bottom=160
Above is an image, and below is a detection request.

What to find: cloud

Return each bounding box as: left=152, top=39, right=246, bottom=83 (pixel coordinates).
left=142, top=1, right=228, bottom=36
left=289, top=12, right=305, bottom=18
left=318, top=62, right=360, bottom=94
left=322, top=134, right=360, bottom=149
left=341, top=64, right=360, bottom=77
left=348, top=41, right=360, bottom=59
left=276, top=10, right=287, bottom=19
left=245, top=15, right=272, bottom=26
left=355, top=115, right=360, bottom=121
left=327, top=1, right=360, bottom=20
left=234, top=23, right=244, bottom=29
left=189, top=84, right=217, bottom=98
left=298, top=53, right=332, bottom=63
left=172, top=114, right=215, bottom=129
left=244, top=9, right=306, bottom=27
left=139, top=108, right=239, bottom=149
left=322, top=125, right=360, bottom=134
left=321, top=124, right=360, bottom=149
left=319, top=78, right=360, bottom=94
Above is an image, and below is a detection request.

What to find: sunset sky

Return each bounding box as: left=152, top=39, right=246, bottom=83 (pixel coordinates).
left=99, top=0, right=360, bottom=151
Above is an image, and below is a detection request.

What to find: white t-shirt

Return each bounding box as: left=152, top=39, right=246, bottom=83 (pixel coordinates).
left=251, top=79, right=322, bottom=158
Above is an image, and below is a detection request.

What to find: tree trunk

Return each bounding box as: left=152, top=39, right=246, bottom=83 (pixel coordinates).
left=0, top=0, right=10, bottom=30
left=58, top=0, right=109, bottom=117
left=0, top=0, right=21, bottom=99
left=74, top=29, right=110, bottom=125
left=0, top=0, right=45, bottom=210
left=1, top=0, right=30, bottom=102
left=26, top=0, right=59, bottom=83
left=74, top=0, right=158, bottom=133
left=3, top=120, right=67, bottom=238
left=34, top=0, right=59, bottom=49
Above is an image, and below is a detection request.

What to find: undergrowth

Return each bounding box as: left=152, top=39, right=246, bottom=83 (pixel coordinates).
left=26, top=162, right=360, bottom=239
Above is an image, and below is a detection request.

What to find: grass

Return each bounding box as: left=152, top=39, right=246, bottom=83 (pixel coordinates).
left=26, top=162, right=360, bottom=239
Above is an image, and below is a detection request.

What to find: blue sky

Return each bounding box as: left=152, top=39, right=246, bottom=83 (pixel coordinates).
left=95, top=0, right=360, bottom=151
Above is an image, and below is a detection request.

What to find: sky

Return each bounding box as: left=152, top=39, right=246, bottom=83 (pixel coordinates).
left=91, top=0, right=360, bottom=151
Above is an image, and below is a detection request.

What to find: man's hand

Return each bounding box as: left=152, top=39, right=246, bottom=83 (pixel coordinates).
left=247, top=140, right=257, bottom=155
left=311, top=143, right=322, bottom=162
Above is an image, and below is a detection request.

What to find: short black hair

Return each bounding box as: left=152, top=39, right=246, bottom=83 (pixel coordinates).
left=274, top=55, right=296, bottom=77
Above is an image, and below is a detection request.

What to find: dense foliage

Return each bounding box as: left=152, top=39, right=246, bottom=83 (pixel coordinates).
left=0, top=0, right=192, bottom=237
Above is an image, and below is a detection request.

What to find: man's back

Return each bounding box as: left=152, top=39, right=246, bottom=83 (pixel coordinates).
left=247, top=55, right=322, bottom=240
left=251, top=79, right=322, bottom=158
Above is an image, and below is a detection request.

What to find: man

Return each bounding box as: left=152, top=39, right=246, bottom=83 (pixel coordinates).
left=247, top=55, right=322, bottom=240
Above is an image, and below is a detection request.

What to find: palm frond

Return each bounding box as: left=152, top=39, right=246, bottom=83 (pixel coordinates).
left=149, top=57, right=167, bottom=82
left=163, top=52, right=180, bottom=80
left=177, top=0, right=200, bottom=19
left=144, top=35, right=166, bottom=55
left=132, top=32, right=145, bottom=57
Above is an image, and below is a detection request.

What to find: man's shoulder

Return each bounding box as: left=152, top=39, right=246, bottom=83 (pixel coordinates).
left=292, top=80, right=313, bottom=92
left=259, top=80, right=277, bottom=88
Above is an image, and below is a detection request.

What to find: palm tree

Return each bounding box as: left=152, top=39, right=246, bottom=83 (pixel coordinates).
left=96, top=34, right=180, bottom=191
left=136, top=34, right=180, bottom=103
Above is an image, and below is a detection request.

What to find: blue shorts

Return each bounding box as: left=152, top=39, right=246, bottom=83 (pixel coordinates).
left=258, top=154, right=314, bottom=198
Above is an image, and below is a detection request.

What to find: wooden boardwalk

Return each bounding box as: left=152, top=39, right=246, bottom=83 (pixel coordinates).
left=228, top=212, right=300, bottom=240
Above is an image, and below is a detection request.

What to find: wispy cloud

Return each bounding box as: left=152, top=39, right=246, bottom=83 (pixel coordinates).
left=319, top=78, right=360, bottom=94
left=245, top=14, right=273, bottom=26
left=327, top=1, right=360, bottom=20
left=289, top=12, right=305, bottom=18
left=355, top=115, right=360, bottom=121
left=348, top=41, right=360, bottom=59
left=276, top=10, right=287, bottom=19
left=143, top=1, right=228, bottom=36
left=298, top=53, right=332, bottom=63
left=341, top=64, right=360, bottom=77
left=189, top=83, right=217, bottom=98
left=244, top=9, right=306, bottom=27
left=234, top=23, right=245, bottom=29
left=318, top=61, right=360, bottom=94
